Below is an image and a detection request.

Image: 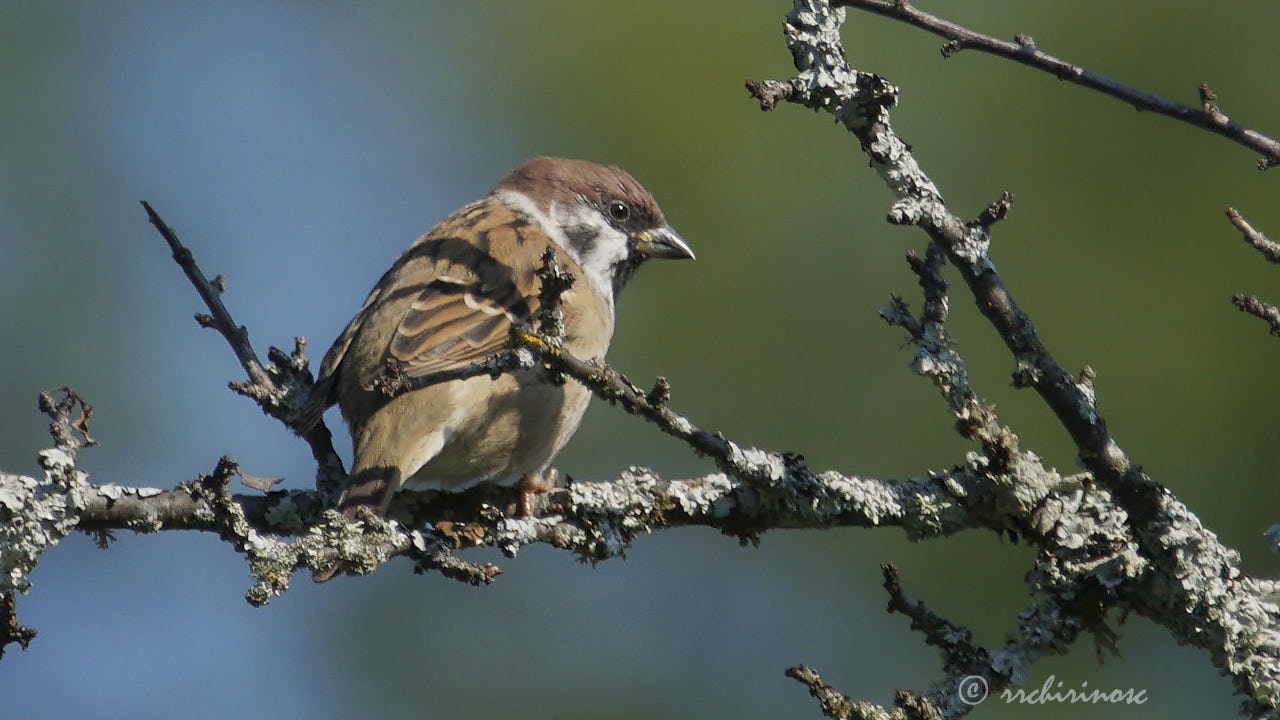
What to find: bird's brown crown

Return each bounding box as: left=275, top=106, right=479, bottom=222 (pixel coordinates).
left=494, top=156, right=665, bottom=227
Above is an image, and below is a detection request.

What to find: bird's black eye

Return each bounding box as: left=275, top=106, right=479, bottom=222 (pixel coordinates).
left=607, top=200, right=630, bottom=223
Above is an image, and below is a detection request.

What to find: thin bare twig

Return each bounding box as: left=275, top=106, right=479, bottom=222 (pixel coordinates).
left=1223, top=209, right=1280, bottom=338
left=0, top=592, right=37, bottom=660
left=883, top=563, right=989, bottom=674
left=367, top=282, right=792, bottom=491
left=142, top=201, right=269, bottom=386
left=1227, top=208, right=1280, bottom=263
left=835, top=0, right=1280, bottom=169
left=367, top=347, right=536, bottom=398
left=785, top=665, right=862, bottom=720
left=142, top=201, right=345, bottom=492
left=881, top=563, right=1004, bottom=713
left=1232, top=293, right=1280, bottom=336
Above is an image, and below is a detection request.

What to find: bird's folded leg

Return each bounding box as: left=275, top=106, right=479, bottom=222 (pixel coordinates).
left=517, top=468, right=561, bottom=516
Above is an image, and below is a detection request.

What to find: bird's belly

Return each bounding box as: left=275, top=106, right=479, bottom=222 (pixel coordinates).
left=399, top=369, right=591, bottom=492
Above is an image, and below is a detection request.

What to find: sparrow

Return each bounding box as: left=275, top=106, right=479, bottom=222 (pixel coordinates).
left=303, top=156, right=694, bottom=518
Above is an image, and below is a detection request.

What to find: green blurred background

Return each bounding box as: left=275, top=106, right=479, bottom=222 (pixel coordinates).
left=3, top=1, right=1279, bottom=717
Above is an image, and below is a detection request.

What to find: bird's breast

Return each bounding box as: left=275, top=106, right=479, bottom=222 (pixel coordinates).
left=399, top=368, right=594, bottom=491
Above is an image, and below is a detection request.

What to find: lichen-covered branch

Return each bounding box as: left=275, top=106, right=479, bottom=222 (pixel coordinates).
left=834, top=0, right=1280, bottom=170
left=6, top=252, right=1056, bottom=612
left=3, top=388, right=1028, bottom=607
left=749, top=1, right=1280, bottom=716
left=1, top=389, right=95, bottom=596
left=1233, top=293, right=1280, bottom=337
left=786, top=665, right=869, bottom=720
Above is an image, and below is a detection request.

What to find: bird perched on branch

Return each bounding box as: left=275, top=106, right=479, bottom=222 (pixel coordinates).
left=302, top=157, right=694, bottom=517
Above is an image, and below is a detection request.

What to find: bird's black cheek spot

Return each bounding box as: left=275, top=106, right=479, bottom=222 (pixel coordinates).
left=563, top=224, right=598, bottom=257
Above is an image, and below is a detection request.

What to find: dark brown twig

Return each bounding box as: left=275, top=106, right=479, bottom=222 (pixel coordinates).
left=142, top=202, right=345, bottom=492
left=379, top=330, right=765, bottom=486
left=0, top=592, right=37, bottom=660
left=881, top=563, right=1001, bottom=702
left=522, top=338, right=762, bottom=477
left=142, top=201, right=270, bottom=386
left=904, top=242, right=950, bottom=327
left=835, top=0, right=1280, bottom=169
left=970, top=191, right=1015, bottom=231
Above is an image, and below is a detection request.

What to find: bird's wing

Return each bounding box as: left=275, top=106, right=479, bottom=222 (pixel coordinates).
left=303, top=198, right=564, bottom=423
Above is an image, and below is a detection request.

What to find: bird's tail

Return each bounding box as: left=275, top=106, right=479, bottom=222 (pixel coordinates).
left=337, top=464, right=400, bottom=518
left=295, top=373, right=338, bottom=435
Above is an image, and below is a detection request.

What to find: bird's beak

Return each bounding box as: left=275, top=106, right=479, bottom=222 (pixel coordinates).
left=634, top=226, right=695, bottom=260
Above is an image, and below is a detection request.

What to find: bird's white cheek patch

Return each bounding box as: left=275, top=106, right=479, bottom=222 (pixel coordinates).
left=547, top=202, right=628, bottom=310
left=493, top=188, right=624, bottom=310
